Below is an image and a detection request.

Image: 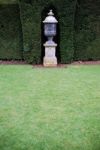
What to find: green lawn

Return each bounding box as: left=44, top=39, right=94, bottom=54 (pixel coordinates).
left=0, top=65, right=100, bottom=150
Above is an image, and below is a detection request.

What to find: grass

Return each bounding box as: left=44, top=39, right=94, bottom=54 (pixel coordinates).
left=0, top=65, right=100, bottom=150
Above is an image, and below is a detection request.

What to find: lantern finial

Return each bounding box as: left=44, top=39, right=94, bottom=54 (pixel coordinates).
left=48, top=10, right=54, bottom=16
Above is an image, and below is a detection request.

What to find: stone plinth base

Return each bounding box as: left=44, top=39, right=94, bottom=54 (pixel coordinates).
left=43, top=41, right=57, bottom=67
left=43, top=57, right=57, bottom=67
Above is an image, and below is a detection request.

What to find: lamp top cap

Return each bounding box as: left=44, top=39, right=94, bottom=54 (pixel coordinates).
left=43, top=10, right=58, bottom=23
left=48, top=10, right=54, bottom=16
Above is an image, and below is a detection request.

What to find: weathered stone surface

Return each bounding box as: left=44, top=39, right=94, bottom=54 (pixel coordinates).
left=43, top=44, right=57, bottom=67
left=43, top=57, right=57, bottom=67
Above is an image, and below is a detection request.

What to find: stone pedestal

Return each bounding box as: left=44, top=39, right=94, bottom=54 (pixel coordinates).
left=43, top=42, right=57, bottom=67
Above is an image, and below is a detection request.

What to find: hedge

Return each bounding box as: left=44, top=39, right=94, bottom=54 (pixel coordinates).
left=0, top=3, right=23, bottom=60
left=74, top=0, right=100, bottom=61
left=0, top=0, right=100, bottom=63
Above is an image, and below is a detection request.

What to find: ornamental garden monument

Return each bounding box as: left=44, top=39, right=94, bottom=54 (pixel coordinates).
left=43, top=10, right=58, bottom=67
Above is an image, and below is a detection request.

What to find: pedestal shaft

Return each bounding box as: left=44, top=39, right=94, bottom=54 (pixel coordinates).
left=43, top=43, right=57, bottom=67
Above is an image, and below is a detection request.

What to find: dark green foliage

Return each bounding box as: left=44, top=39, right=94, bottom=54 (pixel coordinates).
left=0, top=0, right=100, bottom=63
left=53, top=0, right=75, bottom=63
left=0, top=4, right=23, bottom=60
left=74, top=0, right=100, bottom=60
left=19, top=0, right=42, bottom=64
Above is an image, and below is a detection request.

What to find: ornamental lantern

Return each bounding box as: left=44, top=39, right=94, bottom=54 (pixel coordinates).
left=43, top=10, right=58, bottom=43
left=43, top=10, right=58, bottom=67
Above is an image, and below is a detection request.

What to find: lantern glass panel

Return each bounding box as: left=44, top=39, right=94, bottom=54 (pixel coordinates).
left=44, top=23, right=56, bottom=37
